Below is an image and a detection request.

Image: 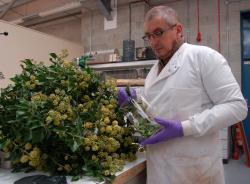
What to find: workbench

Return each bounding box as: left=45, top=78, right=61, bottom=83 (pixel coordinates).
left=0, top=152, right=146, bottom=184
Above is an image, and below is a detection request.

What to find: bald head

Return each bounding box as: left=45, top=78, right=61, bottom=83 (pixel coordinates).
left=144, top=6, right=180, bottom=27
left=143, top=6, right=184, bottom=64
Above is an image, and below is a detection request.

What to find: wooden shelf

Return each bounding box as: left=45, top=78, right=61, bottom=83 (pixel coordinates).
left=113, top=159, right=146, bottom=184
left=87, top=60, right=157, bottom=71
left=116, top=79, right=145, bottom=86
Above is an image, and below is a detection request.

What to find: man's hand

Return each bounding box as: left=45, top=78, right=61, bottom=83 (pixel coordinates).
left=140, top=117, right=184, bottom=145
left=117, top=87, right=136, bottom=107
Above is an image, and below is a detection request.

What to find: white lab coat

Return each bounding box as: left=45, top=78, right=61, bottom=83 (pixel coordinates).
left=144, top=43, right=248, bottom=184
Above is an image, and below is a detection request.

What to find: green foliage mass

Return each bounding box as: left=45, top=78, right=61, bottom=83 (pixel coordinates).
left=0, top=51, right=137, bottom=183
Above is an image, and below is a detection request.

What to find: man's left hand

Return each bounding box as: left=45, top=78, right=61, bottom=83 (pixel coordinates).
left=140, top=117, right=184, bottom=145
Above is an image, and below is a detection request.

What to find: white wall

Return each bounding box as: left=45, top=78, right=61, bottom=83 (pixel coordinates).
left=0, top=20, right=84, bottom=88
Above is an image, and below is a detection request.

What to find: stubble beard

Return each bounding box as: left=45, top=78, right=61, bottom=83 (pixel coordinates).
left=159, top=39, right=184, bottom=66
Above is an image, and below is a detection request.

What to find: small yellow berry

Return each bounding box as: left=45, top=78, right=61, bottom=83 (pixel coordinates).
left=20, top=155, right=29, bottom=163
left=104, top=117, right=110, bottom=125
left=25, top=143, right=32, bottom=150
left=92, top=145, right=99, bottom=151
left=104, top=170, right=110, bottom=176
left=64, top=164, right=72, bottom=172
left=57, top=166, right=63, bottom=171
left=46, top=116, right=52, bottom=123
left=112, top=120, right=118, bottom=126
left=106, top=126, right=112, bottom=133
left=85, top=146, right=90, bottom=151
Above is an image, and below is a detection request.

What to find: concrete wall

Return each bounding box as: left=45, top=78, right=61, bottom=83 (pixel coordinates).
left=77, top=0, right=250, bottom=84
left=79, top=0, right=250, bottom=85
left=81, top=2, right=147, bottom=54
left=3, top=0, right=250, bottom=84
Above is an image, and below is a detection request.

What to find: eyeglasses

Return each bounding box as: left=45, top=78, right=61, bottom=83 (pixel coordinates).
left=142, top=24, right=177, bottom=42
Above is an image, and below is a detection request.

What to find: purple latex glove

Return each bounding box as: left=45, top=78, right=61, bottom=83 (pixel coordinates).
left=140, top=117, right=184, bottom=145
left=118, top=87, right=136, bottom=107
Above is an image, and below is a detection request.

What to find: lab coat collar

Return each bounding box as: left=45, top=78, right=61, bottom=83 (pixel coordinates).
left=147, top=43, right=189, bottom=87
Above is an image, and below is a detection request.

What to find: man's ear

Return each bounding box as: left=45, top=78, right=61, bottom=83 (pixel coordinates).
left=176, top=23, right=183, bottom=37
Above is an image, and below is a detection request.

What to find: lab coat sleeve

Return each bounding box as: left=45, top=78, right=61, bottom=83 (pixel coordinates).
left=182, top=48, right=248, bottom=137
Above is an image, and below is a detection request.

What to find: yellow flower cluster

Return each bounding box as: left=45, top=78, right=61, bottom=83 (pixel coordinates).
left=46, top=89, right=74, bottom=126
left=25, top=75, right=39, bottom=90
left=62, top=61, right=73, bottom=69
left=68, top=70, right=92, bottom=91
left=56, top=154, right=79, bottom=173
left=20, top=144, right=48, bottom=170
left=31, top=92, right=48, bottom=103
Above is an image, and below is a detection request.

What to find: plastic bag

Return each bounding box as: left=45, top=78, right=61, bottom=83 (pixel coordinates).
left=14, top=175, right=67, bottom=184
left=125, top=96, right=161, bottom=139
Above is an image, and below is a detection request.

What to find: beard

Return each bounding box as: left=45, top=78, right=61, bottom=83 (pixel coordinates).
left=157, top=39, right=183, bottom=66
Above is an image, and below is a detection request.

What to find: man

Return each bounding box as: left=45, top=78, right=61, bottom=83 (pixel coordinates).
left=118, top=5, right=248, bottom=184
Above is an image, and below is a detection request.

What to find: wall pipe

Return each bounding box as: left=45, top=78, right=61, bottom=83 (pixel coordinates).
left=196, top=0, right=201, bottom=42
left=129, top=3, right=132, bottom=40
left=90, top=11, right=93, bottom=54
left=81, top=5, right=93, bottom=54
left=186, top=0, right=190, bottom=43
left=218, top=0, right=221, bottom=52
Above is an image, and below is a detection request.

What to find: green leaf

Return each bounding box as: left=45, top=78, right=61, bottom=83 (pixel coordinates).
left=70, top=139, right=80, bottom=152
left=22, top=59, right=33, bottom=67
left=31, top=127, right=45, bottom=143
left=71, top=175, right=80, bottom=181
left=85, top=171, right=95, bottom=177
left=45, top=76, right=54, bottom=80
left=16, top=110, right=26, bottom=116
left=7, top=149, right=19, bottom=162
left=37, top=82, right=45, bottom=85
left=49, top=53, right=57, bottom=59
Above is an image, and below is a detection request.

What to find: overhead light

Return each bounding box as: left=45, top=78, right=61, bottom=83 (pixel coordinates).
left=10, top=1, right=82, bottom=24
left=11, top=18, right=23, bottom=24
left=39, top=2, right=81, bottom=17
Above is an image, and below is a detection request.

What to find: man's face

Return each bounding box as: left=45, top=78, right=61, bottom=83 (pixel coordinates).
left=144, top=16, right=180, bottom=60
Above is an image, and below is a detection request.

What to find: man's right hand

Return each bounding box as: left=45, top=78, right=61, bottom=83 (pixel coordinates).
left=118, top=87, right=136, bottom=107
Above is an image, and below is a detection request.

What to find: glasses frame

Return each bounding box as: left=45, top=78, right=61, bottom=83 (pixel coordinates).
left=142, top=24, right=177, bottom=42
